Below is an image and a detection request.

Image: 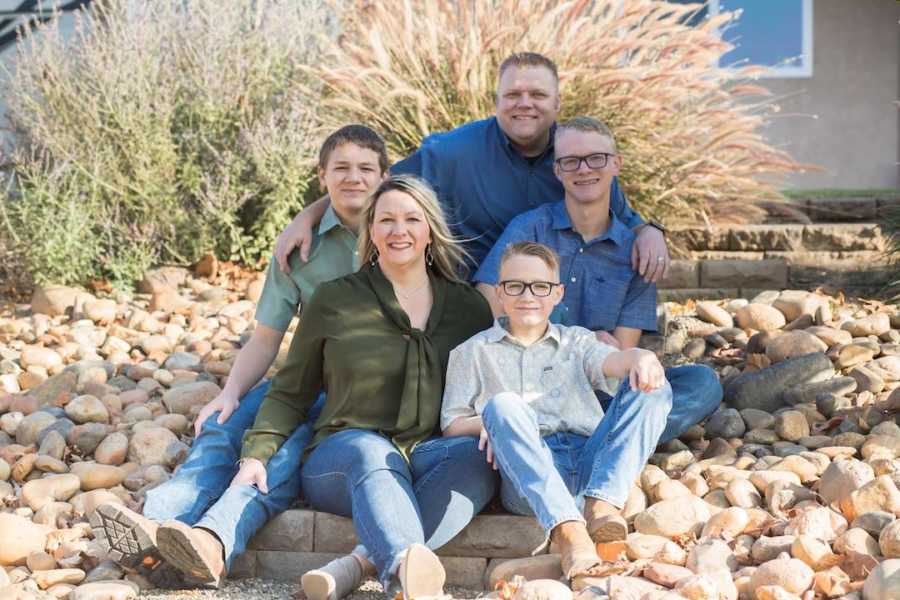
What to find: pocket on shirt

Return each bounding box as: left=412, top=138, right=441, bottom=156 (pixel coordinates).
left=588, top=274, right=630, bottom=331
left=539, top=359, right=575, bottom=399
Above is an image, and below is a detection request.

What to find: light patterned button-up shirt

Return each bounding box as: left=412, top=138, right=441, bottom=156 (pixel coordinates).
left=441, top=318, right=620, bottom=437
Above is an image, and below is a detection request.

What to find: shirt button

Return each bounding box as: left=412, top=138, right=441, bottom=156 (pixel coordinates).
left=571, top=277, right=577, bottom=283
left=578, top=248, right=584, bottom=253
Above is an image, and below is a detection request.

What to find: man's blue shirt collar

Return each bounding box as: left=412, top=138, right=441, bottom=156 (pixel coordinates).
left=493, top=117, right=557, bottom=160
left=549, top=201, right=630, bottom=247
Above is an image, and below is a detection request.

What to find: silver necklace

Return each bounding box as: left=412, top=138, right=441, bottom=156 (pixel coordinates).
left=393, top=279, right=430, bottom=300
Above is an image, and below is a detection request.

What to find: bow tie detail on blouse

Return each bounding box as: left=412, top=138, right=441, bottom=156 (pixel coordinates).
left=365, top=264, right=447, bottom=460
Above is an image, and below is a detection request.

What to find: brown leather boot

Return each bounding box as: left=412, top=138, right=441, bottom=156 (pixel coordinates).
left=156, top=521, right=226, bottom=588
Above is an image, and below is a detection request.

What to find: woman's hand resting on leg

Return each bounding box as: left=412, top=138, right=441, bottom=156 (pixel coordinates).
left=230, top=458, right=269, bottom=493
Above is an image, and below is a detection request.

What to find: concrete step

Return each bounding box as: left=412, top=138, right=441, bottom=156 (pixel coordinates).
left=661, top=250, right=895, bottom=295
left=668, top=223, right=890, bottom=253
left=231, top=509, right=546, bottom=589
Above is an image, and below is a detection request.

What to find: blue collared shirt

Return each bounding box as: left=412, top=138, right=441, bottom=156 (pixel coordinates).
left=474, top=201, right=657, bottom=333
left=390, top=116, right=643, bottom=272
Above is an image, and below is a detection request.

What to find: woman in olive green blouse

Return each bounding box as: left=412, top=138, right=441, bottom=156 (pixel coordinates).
left=232, top=175, right=496, bottom=599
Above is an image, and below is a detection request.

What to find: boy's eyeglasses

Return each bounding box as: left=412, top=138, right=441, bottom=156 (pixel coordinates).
left=555, top=152, right=615, bottom=172
left=498, top=280, right=560, bottom=297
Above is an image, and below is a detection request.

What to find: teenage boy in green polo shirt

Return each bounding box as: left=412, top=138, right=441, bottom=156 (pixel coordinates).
left=91, top=125, right=387, bottom=589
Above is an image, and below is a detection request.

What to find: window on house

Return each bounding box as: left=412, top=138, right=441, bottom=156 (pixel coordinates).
left=670, top=0, right=813, bottom=78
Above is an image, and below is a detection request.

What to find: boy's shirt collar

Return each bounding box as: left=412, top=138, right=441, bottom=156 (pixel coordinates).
left=486, top=316, right=562, bottom=347
left=318, top=203, right=355, bottom=237
left=549, top=201, right=630, bottom=247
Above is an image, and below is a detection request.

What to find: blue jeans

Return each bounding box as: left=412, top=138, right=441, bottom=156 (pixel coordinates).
left=482, top=381, right=673, bottom=534
left=300, top=430, right=498, bottom=587
left=143, top=381, right=324, bottom=571
left=598, top=364, right=721, bottom=444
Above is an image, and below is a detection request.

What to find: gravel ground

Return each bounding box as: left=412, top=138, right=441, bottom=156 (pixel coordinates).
left=140, top=578, right=484, bottom=600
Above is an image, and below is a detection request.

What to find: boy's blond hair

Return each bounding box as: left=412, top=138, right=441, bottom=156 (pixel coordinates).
left=500, top=241, right=560, bottom=277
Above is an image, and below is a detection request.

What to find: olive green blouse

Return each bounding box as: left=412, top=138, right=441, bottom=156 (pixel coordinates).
left=240, top=263, right=494, bottom=464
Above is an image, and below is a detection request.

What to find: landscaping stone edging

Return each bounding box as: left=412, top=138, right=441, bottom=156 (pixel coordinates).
left=233, top=509, right=546, bottom=589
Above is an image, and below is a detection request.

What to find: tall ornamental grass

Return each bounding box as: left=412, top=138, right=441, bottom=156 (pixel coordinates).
left=2, top=0, right=329, bottom=286
left=315, top=0, right=801, bottom=224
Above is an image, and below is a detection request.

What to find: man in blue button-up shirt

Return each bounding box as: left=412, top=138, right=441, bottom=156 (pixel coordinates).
left=475, top=117, right=721, bottom=532
left=274, top=52, right=670, bottom=282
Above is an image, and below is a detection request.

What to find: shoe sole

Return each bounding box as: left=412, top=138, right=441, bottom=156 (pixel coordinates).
left=156, top=523, right=222, bottom=588
left=400, top=544, right=444, bottom=600
left=588, top=517, right=628, bottom=544
left=301, top=569, right=337, bottom=600
left=90, top=503, right=161, bottom=571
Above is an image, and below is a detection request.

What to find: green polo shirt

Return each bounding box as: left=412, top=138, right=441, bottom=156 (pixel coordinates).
left=254, top=205, right=359, bottom=331
left=241, top=264, right=494, bottom=463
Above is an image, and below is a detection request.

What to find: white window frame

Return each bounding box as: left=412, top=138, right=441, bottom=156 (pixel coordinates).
left=709, top=0, right=813, bottom=78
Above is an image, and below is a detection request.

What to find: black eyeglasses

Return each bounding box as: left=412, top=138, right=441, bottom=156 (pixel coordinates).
left=555, top=152, right=615, bottom=172
left=498, top=280, right=560, bottom=297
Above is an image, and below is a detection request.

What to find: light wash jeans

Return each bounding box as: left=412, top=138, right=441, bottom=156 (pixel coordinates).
left=482, top=381, right=673, bottom=534
left=650, top=364, right=722, bottom=443
left=143, top=381, right=324, bottom=571
left=300, top=429, right=499, bottom=587
left=484, top=364, right=721, bottom=534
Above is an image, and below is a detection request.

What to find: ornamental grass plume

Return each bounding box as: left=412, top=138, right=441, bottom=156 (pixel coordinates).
left=315, top=0, right=804, bottom=226
left=2, top=0, right=329, bottom=286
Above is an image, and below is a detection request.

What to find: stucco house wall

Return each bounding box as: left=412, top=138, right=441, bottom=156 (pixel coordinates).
left=759, top=0, right=900, bottom=189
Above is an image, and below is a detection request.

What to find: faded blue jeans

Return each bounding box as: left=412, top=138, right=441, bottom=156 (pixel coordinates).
left=640, top=364, right=721, bottom=444
left=300, top=429, right=499, bottom=587
left=482, top=381, right=673, bottom=534
left=143, top=381, right=324, bottom=571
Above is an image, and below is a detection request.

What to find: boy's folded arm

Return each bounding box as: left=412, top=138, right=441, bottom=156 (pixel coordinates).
left=600, top=347, right=641, bottom=379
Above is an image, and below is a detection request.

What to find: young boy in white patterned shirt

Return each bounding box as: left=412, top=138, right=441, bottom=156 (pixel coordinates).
left=441, top=241, right=672, bottom=584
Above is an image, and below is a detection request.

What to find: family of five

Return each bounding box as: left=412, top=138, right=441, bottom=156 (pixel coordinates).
left=90, top=52, right=722, bottom=599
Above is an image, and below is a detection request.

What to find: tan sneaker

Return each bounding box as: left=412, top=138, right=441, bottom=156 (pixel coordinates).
left=399, top=544, right=444, bottom=600
left=156, top=521, right=226, bottom=588
left=586, top=514, right=628, bottom=544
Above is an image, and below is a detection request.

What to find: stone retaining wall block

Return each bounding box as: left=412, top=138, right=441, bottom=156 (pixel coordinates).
left=700, top=259, right=788, bottom=289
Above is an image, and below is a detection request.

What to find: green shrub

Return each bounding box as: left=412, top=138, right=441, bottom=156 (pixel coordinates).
left=314, top=0, right=802, bottom=223
left=2, top=0, right=329, bottom=286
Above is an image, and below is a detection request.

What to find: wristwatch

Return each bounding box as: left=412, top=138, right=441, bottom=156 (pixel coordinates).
left=646, top=220, right=667, bottom=235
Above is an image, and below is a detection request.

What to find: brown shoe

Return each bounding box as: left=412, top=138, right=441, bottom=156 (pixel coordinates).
left=89, top=503, right=163, bottom=572
left=156, top=521, right=225, bottom=588
left=586, top=514, right=628, bottom=544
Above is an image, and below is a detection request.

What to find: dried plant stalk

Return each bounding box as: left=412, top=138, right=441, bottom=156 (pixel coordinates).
left=316, top=0, right=805, bottom=225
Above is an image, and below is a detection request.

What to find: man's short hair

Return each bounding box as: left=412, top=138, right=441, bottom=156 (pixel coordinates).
left=498, top=52, right=559, bottom=82
left=318, top=124, right=389, bottom=173
left=500, top=241, right=561, bottom=277
left=555, top=116, right=617, bottom=152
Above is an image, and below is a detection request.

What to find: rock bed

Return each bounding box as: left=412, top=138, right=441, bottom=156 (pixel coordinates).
left=0, top=261, right=898, bottom=600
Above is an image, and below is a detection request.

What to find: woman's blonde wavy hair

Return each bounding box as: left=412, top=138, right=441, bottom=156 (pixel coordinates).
left=358, top=174, right=469, bottom=283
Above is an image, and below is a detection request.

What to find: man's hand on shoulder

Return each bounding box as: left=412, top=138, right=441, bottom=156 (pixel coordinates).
left=193, top=393, right=240, bottom=437
left=274, top=215, right=314, bottom=273
left=632, top=225, right=670, bottom=283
